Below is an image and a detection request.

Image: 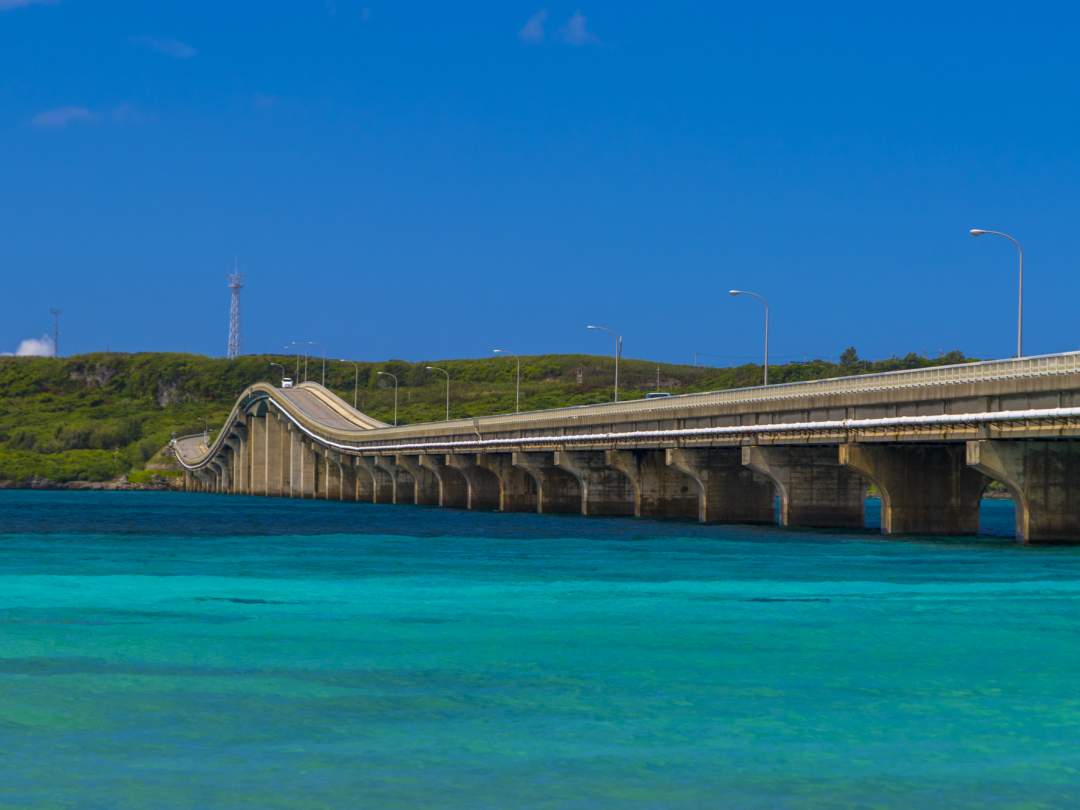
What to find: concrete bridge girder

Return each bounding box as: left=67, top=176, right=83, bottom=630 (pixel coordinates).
left=742, top=445, right=865, bottom=529
left=967, top=439, right=1080, bottom=544
left=418, top=454, right=469, bottom=509
left=446, top=453, right=500, bottom=511
left=373, top=456, right=414, bottom=505
left=666, top=447, right=774, bottom=524
left=607, top=449, right=697, bottom=520
left=840, top=443, right=986, bottom=535
left=512, top=451, right=581, bottom=514
left=356, top=456, right=393, bottom=503
left=552, top=450, right=635, bottom=517
left=395, top=455, right=440, bottom=506
left=475, top=452, right=538, bottom=512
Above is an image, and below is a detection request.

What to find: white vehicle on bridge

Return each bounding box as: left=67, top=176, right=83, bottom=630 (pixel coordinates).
left=280, top=377, right=294, bottom=389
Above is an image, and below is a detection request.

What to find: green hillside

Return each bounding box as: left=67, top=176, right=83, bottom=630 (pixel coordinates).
left=0, top=348, right=971, bottom=485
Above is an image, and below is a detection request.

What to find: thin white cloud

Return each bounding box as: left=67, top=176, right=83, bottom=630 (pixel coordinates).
left=111, top=104, right=150, bottom=125
left=30, top=106, right=96, bottom=130
left=0, top=0, right=56, bottom=10
left=519, top=10, right=547, bottom=43
left=134, top=35, right=197, bottom=60
left=559, top=10, right=597, bottom=46
left=1, top=335, right=56, bottom=357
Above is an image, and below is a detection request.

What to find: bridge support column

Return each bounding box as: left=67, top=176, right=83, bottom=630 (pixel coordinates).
left=446, top=453, right=500, bottom=511
left=212, top=459, right=229, bottom=494
left=356, top=457, right=394, bottom=503
left=476, top=452, right=538, bottom=512
left=324, top=452, right=343, bottom=500
left=742, top=445, right=865, bottom=529
left=266, top=414, right=286, bottom=497
left=967, top=440, right=1080, bottom=544
left=183, top=470, right=193, bottom=492
left=418, top=454, right=469, bottom=508
left=607, top=449, right=698, bottom=519
left=512, top=451, right=581, bottom=513
left=396, top=456, right=440, bottom=505
left=374, top=456, right=414, bottom=504
left=233, top=427, right=249, bottom=495
left=339, top=456, right=358, bottom=502
left=666, top=448, right=774, bottom=524
left=553, top=450, right=634, bottom=516
left=249, top=416, right=267, bottom=496
left=840, top=443, right=985, bottom=535
left=288, top=433, right=315, bottom=499
left=286, top=426, right=301, bottom=497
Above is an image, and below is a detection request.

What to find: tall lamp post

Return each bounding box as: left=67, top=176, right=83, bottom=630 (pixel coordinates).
left=376, top=371, right=399, bottom=426
left=284, top=343, right=301, bottom=380
left=493, top=348, right=521, bottom=413
left=587, top=324, right=622, bottom=402
left=426, top=366, right=450, bottom=421
left=970, top=228, right=1024, bottom=358
left=269, top=362, right=286, bottom=387
left=341, top=359, right=360, bottom=408
left=729, top=289, right=769, bottom=386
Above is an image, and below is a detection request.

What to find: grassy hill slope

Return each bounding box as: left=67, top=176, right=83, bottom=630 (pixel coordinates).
left=0, top=349, right=971, bottom=485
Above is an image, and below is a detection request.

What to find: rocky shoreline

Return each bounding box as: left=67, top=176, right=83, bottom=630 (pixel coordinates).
left=0, top=477, right=182, bottom=492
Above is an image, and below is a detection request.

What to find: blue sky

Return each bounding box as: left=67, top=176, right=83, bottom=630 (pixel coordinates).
left=2, top=1, right=1078, bottom=364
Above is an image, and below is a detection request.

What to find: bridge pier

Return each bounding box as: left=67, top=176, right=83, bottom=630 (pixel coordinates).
left=374, top=456, right=414, bottom=504
left=211, top=459, right=229, bottom=493
left=607, top=449, right=698, bottom=519
left=476, top=452, right=538, bottom=512
left=967, top=440, right=1080, bottom=544
left=840, top=443, right=986, bottom=535
left=338, top=456, right=358, bottom=502
left=446, top=453, right=500, bottom=511
left=418, top=454, right=469, bottom=508
left=266, top=414, right=287, bottom=497
left=742, top=445, right=865, bottom=529
left=553, top=450, right=635, bottom=516
left=396, top=455, right=440, bottom=505
left=356, top=456, right=394, bottom=503
left=249, top=415, right=267, bottom=496
left=323, top=452, right=342, bottom=500
left=226, top=425, right=248, bottom=495
left=666, top=448, right=774, bottom=524
left=512, top=451, right=582, bottom=513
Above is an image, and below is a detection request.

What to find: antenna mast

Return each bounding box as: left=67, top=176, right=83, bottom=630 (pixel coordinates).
left=49, top=308, right=61, bottom=357
left=227, top=260, right=243, bottom=359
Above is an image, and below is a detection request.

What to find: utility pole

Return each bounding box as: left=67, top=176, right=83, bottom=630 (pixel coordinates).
left=49, top=308, right=61, bottom=357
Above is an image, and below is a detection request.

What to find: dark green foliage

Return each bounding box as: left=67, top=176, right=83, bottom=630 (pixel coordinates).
left=0, top=349, right=976, bottom=483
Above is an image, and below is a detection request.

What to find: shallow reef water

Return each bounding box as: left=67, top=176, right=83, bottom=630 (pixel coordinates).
left=1, top=491, right=1078, bottom=809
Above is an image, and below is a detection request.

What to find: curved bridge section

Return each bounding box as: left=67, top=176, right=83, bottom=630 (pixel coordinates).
left=174, top=352, right=1080, bottom=544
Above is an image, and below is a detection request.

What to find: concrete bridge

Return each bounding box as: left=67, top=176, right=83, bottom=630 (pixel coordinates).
left=172, top=351, right=1080, bottom=543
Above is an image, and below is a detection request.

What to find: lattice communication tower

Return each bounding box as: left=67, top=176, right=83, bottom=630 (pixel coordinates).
left=227, top=261, right=243, bottom=359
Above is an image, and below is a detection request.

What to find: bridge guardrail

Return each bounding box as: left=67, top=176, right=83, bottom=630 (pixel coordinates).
left=374, top=350, right=1080, bottom=435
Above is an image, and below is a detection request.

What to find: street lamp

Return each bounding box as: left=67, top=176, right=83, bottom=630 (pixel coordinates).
left=493, top=348, right=521, bottom=413
left=341, top=359, right=360, bottom=408
left=284, top=343, right=301, bottom=380
left=587, top=325, right=622, bottom=402
left=970, top=228, right=1024, bottom=358
left=376, top=371, right=399, bottom=426
left=269, top=362, right=286, bottom=386
left=729, top=289, right=769, bottom=386
left=426, top=366, right=450, bottom=421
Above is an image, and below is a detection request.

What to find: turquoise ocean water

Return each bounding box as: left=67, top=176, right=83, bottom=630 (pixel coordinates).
left=2, top=490, right=1080, bottom=808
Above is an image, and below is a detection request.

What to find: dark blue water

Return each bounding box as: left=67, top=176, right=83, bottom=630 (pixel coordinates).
left=2, top=491, right=1079, bottom=808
